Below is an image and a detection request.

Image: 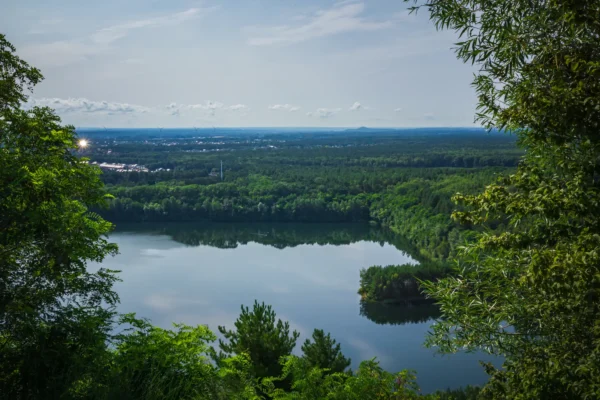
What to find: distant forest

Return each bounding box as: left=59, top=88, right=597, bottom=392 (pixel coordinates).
left=88, top=129, right=519, bottom=262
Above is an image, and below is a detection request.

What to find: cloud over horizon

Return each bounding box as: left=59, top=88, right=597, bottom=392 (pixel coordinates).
left=25, top=97, right=150, bottom=114
left=268, top=104, right=300, bottom=112
left=306, top=107, right=342, bottom=119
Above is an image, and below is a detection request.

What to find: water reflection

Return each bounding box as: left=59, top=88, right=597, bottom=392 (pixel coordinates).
left=360, top=301, right=441, bottom=325
left=115, top=222, right=423, bottom=259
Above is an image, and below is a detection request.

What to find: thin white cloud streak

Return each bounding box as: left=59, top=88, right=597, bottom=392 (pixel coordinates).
left=327, top=31, right=455, bottom=65
left=247, top=2, right=391, bottom=46
left=268, top=104, right=300, bottom=112
left=167, top=101, right=250, bottom=116
left=306, top=107, right=342, bottom=118
left=394, top=107, right=402, bottom=112
left=20, top=8, right=209, bottom=67
left=228, top=104, right=250, bottom=111
left=91, top=8, right=203, bottom=45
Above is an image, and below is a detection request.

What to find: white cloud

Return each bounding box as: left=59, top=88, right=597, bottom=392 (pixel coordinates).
left=247, top=2, right=392, bottom=46
left=165, top=101, right=249, bottom=116
left=394, top=107, right=402, bottom=112
left=306, top=107, right=342, bottom=118
left=349, top=101, right=362, bottom=111
left=91, top=8, right=203, bottom=45
left=26, top=98, right=247, bottom=118
left=26, top=97, right=150, bottom=114
left=424, top=113, right=436, bottom=120
left=349, top=101, right=372, bottom=111
left=20, top=8, right=209, bottom=67
left=228, top=104, right=249, bottom=111
left=186, top=101, right=225, bottom=112
left=268, top=104, right=300, bottom=112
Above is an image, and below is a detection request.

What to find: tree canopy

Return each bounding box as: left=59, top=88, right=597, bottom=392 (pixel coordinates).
left=301, top=329, right=351, bottom=374
left=0, top=34, right=119, bottom=398
left=217, top=301, right=300, bottom=385
left=413, top=0, right=600, bottom=398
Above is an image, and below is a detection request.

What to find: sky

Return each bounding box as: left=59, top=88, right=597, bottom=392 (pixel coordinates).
left=2, top=0, right=479, bottom=128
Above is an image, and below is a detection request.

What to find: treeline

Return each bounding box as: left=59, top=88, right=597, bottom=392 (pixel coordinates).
left=99, top=168, right=503, bottom=261
left=95, top=133, right=520, bottom=187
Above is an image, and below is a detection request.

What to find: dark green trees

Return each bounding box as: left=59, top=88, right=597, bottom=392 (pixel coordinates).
left=412, top=0, right=600, bottom=398
left=0, top=34, right=118, bottom=397
left=358, top=263, right=449, bottom=303
left=218, top=301, right=300, bottom=382
left=106, top=314, right=259, bottom=400
left=301, top=329, right=351, bottom=374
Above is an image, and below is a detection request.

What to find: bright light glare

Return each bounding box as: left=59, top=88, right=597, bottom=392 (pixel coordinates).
left=78, top=139, right=88, bottom=148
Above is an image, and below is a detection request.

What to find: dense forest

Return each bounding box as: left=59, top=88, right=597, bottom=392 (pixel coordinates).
left=91, top=132, right=516, bottom=262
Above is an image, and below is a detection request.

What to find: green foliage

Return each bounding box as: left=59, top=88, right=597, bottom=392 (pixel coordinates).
left=358, top=263, right=450, bottom=303
left=100, top=167, right=500, bottom=262
left=411, top=0, right=600, bottom=398
left=0, top=34, right=118, bottom=398
left=104, top=314, right=258, bottom=400
left=264, top=356, right=423, bottom=400
left=301, top=329, right=351, bottom=374
left=218, top=301, right=300, bottom=384
left=432, top=386, right=481, bottom=400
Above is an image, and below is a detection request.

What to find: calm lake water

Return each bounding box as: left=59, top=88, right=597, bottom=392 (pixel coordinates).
left=94, top=223, right=496, bottom=393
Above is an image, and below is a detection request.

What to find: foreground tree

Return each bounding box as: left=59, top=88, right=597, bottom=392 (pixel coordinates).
left=217, top=301, right=300, bottom=386
left=219, top=300, right=300, bottom=384
left=0, top=33, right=119, bottom=397
left=411, top=1, right=600, bottom=398
left=301, top=329, right=351, bottom=374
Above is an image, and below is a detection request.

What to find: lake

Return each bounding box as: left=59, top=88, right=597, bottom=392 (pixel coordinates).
left=93, top=222, right=496, bottom=393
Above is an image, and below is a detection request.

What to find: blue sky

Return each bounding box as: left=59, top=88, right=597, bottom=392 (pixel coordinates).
left=3, top=0, right=478, bottom=127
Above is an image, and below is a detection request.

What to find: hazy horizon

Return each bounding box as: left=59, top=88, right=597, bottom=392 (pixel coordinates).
left=76, top=126, right=484, bottom=130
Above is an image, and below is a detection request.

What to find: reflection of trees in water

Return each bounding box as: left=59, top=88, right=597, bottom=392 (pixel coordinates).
left=359, top=301, right=441, bottom=325
left=115, top=222, right=422, bottom=260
